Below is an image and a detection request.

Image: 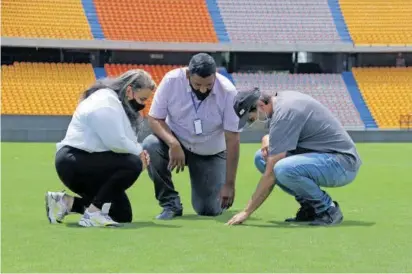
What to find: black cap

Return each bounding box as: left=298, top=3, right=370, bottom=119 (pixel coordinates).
left=233, top=87, right=261, bottom=129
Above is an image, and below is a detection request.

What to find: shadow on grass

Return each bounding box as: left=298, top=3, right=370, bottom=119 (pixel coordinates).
left=177, top=210, right=261, bottom=223
left=64, top=221, right=181, bottom=229
left=241, top=220, right=376, bottom=229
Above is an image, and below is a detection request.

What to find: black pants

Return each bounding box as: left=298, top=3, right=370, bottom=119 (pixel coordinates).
left=55, top=146, right=143, bottom=223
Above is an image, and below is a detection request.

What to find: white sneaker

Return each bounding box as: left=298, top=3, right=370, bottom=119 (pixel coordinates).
left=45, top=191, right=68, bottom=224
left=78, top=203, right=120, bottom=227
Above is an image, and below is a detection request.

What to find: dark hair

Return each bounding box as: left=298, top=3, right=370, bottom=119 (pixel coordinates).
left=188, top=53, right=216, bottom=78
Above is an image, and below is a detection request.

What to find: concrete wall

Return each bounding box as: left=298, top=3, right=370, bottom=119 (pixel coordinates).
left=1, top=115, right=71, bottom=142
left=2, top=115, right=412, bottom=143
left=239, top=129, right=412, bottom=143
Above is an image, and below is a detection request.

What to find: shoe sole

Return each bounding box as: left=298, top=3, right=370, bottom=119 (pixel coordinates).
left=156, top=211, right=183, bottom=220
left=78, top=218, right=92, bottom=227
left=309, top=216, right=344, bottom=226
left=45, top=192, right=61, bottom=224
left=78, top=218, right=120, bottom=228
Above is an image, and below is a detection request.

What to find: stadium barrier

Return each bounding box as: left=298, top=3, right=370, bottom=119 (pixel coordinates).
left=2, top=115, right=412, bottom=143
left=2, top=37, right=412, bottom=53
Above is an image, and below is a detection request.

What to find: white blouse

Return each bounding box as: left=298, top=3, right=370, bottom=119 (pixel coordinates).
left=56, top=88, right=143, bottom=156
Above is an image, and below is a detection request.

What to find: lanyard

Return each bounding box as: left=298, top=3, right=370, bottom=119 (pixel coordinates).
left=190, top=92, right=203, bottom=113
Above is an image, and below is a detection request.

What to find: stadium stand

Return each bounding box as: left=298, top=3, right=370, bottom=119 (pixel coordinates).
left=340, top=0, right=412, bottom=45
left=1, top=0, right=93, bottom=40
left=0, top=62, right=233, bottom=118
left=104, top=64, right=183, bottom=117
left=2, top=60, right=409, bottom=130
left=216, top=0, right=346, bottom=43
left=341, top=72, right=377, bottom=128
left=231, top=72, right=365, bottom=129
left=352, top=67, right=412, bottom=128
left=93, top=0, right=218, bottom=42
left=1, top=62, right=95, bottom=115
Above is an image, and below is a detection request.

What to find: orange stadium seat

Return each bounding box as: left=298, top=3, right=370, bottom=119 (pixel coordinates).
left=339, top=0, right=412, bottom=45
left=94, top=0, right=218, bottom=42
left=1, top=62, right=96, bottom=115
left=1, top=0, right=92, bottom=39
left=352, top=67, right=412, bottom=128
left=104, top=64, right=183, bottom=117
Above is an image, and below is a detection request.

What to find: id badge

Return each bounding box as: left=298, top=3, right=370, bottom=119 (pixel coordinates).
left=194, top=119, right=203, bottom=135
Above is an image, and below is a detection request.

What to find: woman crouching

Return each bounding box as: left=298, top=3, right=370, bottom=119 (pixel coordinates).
left=45, top=69, right=155, bottom=227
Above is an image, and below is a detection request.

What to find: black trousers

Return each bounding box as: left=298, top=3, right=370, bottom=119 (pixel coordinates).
left=55, top=146, right=143, bottom=223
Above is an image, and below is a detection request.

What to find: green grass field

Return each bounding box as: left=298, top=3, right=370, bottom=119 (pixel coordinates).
left=1, top=142, right=412, bottom=273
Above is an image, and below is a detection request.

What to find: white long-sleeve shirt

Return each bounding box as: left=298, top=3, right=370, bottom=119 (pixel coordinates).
left=56, top=88, right=143, bottom=156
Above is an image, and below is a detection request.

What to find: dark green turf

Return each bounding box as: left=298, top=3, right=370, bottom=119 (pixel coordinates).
left=1, top=143, right=411, bottom=272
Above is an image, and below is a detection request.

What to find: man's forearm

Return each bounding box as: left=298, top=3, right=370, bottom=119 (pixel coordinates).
left=148, top=116, right=179, bottom=147
left=243, top=153, right=284, bottom=216
left=244, top=173, right=275, bottom=215
left=225, top=132, right=240, bottom=186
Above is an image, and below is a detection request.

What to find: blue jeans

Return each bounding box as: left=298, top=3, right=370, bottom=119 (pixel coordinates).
left=254, top=149, right=358, bottom=214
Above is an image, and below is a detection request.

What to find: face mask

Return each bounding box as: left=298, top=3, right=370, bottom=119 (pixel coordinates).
left=190, top=84, right=212, bottom=101
left=129, top=99, right=145, bottom=112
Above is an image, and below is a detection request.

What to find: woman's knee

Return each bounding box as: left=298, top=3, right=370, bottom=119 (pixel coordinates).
left=110, top=207, right=132, bottom=223
left=110, top=208, right=132, bottom=223
left=109, top=193, right=133, bottom=222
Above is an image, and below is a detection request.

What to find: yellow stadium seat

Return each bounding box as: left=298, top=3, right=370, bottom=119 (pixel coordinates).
left=339, top=0, right=412, bottom=45
left=352, top=67, right=412, bottom=128
left=1, top=0, right=92, bottom=39
left=1, top=62, right=96, bottom=115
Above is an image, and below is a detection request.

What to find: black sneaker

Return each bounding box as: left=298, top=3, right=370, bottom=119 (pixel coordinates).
left=156, top=208, right=183, bottom=220
left=285, top=203, right=316, bottom=222
left=309, top=201, right=343, bottom=226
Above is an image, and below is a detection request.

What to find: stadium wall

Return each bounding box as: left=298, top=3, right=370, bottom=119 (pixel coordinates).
left=2, top=116, right=412, bottom=143
left=3, top=37, right=412, bottom=53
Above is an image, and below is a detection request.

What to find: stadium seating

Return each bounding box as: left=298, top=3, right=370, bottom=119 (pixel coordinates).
left=340, top=0, right=412, bottom=45
left=352, top=67, right=412, bottom=128
left=216, top=0, right=343, bottom=43
left=1, top=0, right=93, bottom=40
left=1, top=62, right=95, bottom=115
left=104, top=64, right=183, bottom=117
left=231, top=72, right=365, bottom=129
left=4, top=61, right=409, bottom=130
left=94, top=0, right=218, bottom=42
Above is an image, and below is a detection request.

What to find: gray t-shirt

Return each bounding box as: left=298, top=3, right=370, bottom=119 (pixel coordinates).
left=268, top=91, right=361, bottom=171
